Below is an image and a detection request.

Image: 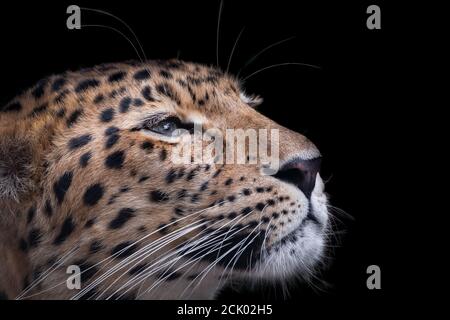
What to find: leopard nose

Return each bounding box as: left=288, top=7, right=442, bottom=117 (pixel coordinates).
left=273, top=157, right=322, bottom=199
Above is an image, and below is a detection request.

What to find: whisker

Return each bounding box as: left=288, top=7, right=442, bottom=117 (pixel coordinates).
left=80, top=7, right=147, bottom=61
left=16, top=247, right=79, bottom=300
left=133, top=216, right=249, bottom=299
left=242, top=62, right=321, bottom=82
left=186, top=227, right=259, bottom=299
left=75, top=220, right=207, bottom=300
left=236, top=36, right=295, bottom=77
left=81, top=24, right=144, bottom=62
left=109, top=217, right=235, bottom=299
left=226, top=26, right=245, bottom=74
left=216, top=0, right=224, bottom=67
left=82, top=201, right=227, bottom=299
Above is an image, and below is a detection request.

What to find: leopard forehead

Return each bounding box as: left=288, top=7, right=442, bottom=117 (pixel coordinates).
left=0, top=59, right=326, bottom=300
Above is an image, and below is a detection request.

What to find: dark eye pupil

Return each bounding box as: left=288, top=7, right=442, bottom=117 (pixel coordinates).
left=140, top=116, right=190, bottom=136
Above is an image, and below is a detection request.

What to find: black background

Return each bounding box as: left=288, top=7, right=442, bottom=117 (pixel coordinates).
left=0, top=0, right=405, bottom=307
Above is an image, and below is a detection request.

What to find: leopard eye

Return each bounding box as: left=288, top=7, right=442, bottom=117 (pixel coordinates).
left=149, top=117, right=181, bottom=136
left=140, top=116, right=194, bottom=138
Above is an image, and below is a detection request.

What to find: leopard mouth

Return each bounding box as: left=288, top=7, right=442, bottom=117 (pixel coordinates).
left=272, top=207, right=322, bottom=250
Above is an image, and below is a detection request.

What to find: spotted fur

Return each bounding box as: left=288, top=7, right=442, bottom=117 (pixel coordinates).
left=0, top=60, right=329, bottom=300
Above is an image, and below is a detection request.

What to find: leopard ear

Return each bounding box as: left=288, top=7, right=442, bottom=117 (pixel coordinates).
left=0, top=135, right=34, bottom=202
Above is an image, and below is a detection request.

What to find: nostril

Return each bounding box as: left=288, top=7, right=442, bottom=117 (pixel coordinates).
left=273, top=157, right=322, bottom=199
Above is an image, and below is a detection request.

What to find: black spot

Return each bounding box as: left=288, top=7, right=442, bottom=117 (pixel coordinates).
left=248, top=221, right=258, bottom=229
left=166, top=169, right=178, bottom=184
left=119, top=97, right=132, bottom=113
left=200, top=181, right=209, bottom=191
left=31, top=79, right=47, bottom=99
left=68, top=134, right=92, bottom=150
left=56, top=108, right=66, bottom=118
left=133, top=98, right=144, bottom=106
left=100, top=108, right=115, bottom=122
left=53, top=217, right=75, bottom=245
left=52, top=77, right=67, bottom=92
left=44, top=199, right=53, bottom=217
left=108, top=71, right=126, bottom=82
left=227, top=195, right=236, bottom=202
left=225, top=178, right=233, bottom=186
left=160, top=271, right=181, bottom=281
left=241, top=207, right=253, bottom=215
left=174, top=207, right=184, bottom=216
left=156, top=83, right=179, bottom=103
left=187, top=274, right=200, bottom=281
left=228, top=212, right=237, bottom=219
left=76, top=260, right=99, bottom=283
left=30, top=103, right=48, bottom=116
left=105, top=133, right=120, bottom=149
left=120, top=186, right=130, bottom=193
left=55, top=89, right=69, bottom=104
left=159, top=70, right=172, bottom=79
left=53, top=171, right=73, bottom=204
left=262, top=216, right=270, bottom=223
left=27, top=206, right=36, bottom=224
left=94, top=94, right=104, bottom=104
left=138, top=176, right=149, bottom=183
left=80, top=152, right=92, bottom=168
left=85, top=218, right=96, bottom=228
left=160, top=149, right=167, bottom=161
left=267, top=199, right=276, bottom=206
left=177, top=189, right=187, bottom=199
left=256, top=187, right=265, bottom=193
left=105, top=126, right=120, bottom=136
left=272, top=212, right=280, bottom=219
left=28, top=228, right=41, bottom=248
left=256, top=202, right=265, bottom=211
left=109, top=208, right=136, bottom=229
left=134, top=69, right=151, bottom=80
left=83, top=183, right=105, bottom=206
left=19, top=238, right=28, bottom=252
left=141, top=141, right=153, bottom=151
left=129, top=264, right=147, bottom=275
left=150, top=190, right=168, bottom=202
left=191, top=194, right=200, bottom=203
left=242, top=189, right=252, bottom=196
left=186, top=169, right=197, bottom=181
left=66, top=109, right=83, bottom=127
left=105, top=150, right=125, bottom=169
left=157, top=223, right=169, bottom=235
left=111, top=242, right=138, bottom=259
left=89, top=240, right=103, bottom=253
left=141, top=86, right=154, bottom=101
left=212, top=168, right=222, bottom=178
left=75, top=79, right=100, bottom=93
left=2, top=101, right=22, bottom=112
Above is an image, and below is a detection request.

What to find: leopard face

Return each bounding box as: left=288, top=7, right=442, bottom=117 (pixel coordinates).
left=0, top=60, right=329, bottom=300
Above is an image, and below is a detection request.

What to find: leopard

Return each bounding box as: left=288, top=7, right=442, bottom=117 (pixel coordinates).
left=0, top=59, right=329, bottom=300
